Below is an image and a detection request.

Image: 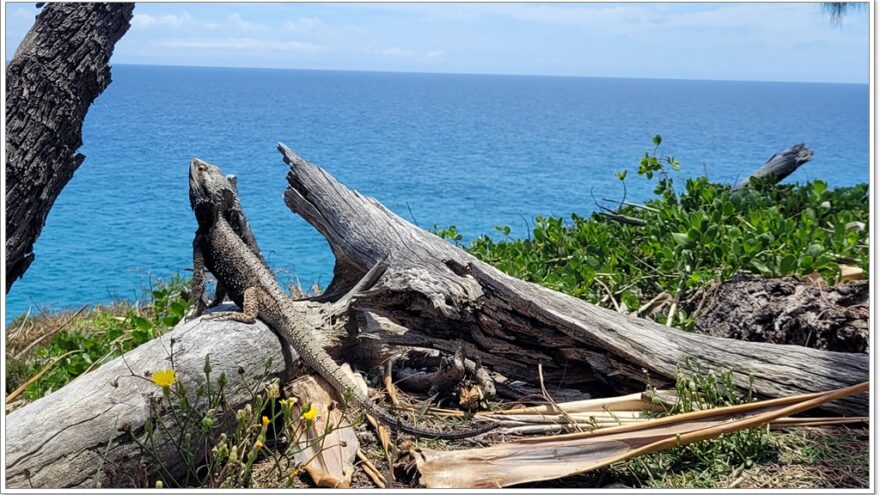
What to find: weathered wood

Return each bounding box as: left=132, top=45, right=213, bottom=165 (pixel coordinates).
left=690, top=274, right=868, bottom=353
left=278, top=143, right=868, bottom=416
left=285, top=374, right=359, bottom=488
left=5, top=3, right=133, bottom=292
left=731, top=144, right=814, bottom=193
left=4, top=312, right=290, bottom=488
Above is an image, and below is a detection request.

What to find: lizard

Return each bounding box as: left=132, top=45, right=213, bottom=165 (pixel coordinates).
left=188, top=158, right=497, bottom=439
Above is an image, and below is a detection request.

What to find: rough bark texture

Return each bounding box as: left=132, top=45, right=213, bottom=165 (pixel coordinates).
left=731, top=144, right=814, bottom=193
left=5, top=3, right=133, bottom=292
left=279, top=143, right=868, bottom=416
left=4, top=311, right=291, bottom=489
left=690, top=274, right=869, bottom=353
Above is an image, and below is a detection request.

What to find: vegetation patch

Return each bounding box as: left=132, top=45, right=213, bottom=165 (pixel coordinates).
left=453, top=136, right=868, bottom=330
left=6, top=276, right=192, bottom=402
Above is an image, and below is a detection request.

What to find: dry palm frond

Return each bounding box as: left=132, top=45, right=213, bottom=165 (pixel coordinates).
left=412, top=382, right=868, bottom=488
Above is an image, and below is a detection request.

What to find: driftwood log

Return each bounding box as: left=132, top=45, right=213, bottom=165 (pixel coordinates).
left=278, top=142, right=867, bottom=416
left=731, top=143, right=814, bottom=193
left=5, top=312, right=291, bottom=488
left=5, top=3, right=133, bottom=292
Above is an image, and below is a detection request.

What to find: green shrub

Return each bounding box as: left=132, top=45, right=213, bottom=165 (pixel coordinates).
left=462, top=137, right=868, bottom=329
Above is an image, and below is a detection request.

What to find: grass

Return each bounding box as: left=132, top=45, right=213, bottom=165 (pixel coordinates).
left=5, top=275, right=192, bottom=403
left=609, top=364, right=774, bottom=488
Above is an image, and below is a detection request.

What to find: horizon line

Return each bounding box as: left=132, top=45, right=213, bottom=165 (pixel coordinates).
left=102, top=61, right=868, bottom=86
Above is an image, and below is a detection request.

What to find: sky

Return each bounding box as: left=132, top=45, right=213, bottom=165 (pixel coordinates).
left=3, top=2, right=871, bottom=83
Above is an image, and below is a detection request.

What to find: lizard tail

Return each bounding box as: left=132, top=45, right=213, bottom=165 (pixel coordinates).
left=364, top=398, right=499, bottom=440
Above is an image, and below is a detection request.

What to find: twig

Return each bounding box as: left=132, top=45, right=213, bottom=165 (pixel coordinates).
left=727, top=465, right=746, bottom=488
left=637, top=292, right=672, bottom=318
left=594, top=278, right=622, bottom=313
left=381, top=358, right=398, bottom=479
left=597, top=212, right=647, bottom=227
left=666, top=276, right=687, bottom=328
left=537, top=363, right=583, bottom=433
left=363, top=413, right=392, bottom=467
left=405, top=202, right=419, bottom=227
left=666, top=300, right=678, bottom=328
left=384, top=356, right=401, bottom=406
left=621, top=201, right=660, bottom=213
left=356, top=449, right=386, bottom=488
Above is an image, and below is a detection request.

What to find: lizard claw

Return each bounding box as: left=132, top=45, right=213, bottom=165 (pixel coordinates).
left=184, top=299, right=208, bottom=322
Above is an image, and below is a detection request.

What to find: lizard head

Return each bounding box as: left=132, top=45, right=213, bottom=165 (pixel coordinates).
left=189, top=158, right=237, bottom=225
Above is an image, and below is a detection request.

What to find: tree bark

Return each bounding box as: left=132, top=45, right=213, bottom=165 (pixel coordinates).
left=731, top=143, right=814, bottom=193
left=278, top=143, right=868, bottom=416
left=690, top=274, right=868, bottom=353
left=5, top=3, right=133, bottom=292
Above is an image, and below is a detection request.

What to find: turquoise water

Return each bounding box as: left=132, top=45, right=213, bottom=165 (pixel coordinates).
left=4, top=65, right=869, bottom=321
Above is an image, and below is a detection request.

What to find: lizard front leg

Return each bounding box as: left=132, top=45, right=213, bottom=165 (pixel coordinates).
left=202, top=286, right=262, bottom=323
left=187, top=238, right=209, bottom=319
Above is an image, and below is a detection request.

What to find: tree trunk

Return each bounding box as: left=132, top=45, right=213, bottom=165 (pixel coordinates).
left=278, top=143, right=868, bottom=416
left=690, top=274, right=868, bottom=353
left=731, top=144, right=814, bottom=193
left=5, top=3, right=133, bottom=292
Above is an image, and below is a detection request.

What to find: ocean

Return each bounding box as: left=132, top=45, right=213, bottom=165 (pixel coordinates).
left=4, top=65, right=869, bottom=321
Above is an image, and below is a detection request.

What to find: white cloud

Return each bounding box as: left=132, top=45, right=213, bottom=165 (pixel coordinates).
left=365, top=46, right=445, bottom=59
left=378, top=46, right=415, bottom=57
left=227, top=13, right=268, bottom=33
left=281, top=17, right=323, bottom=34
left=131, top=11, right=193, bottom=29
left=154, top=38, right=324, bottom=53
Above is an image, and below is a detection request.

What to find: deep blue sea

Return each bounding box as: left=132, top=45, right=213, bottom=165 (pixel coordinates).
left=4, top=65, right=869, bottom=322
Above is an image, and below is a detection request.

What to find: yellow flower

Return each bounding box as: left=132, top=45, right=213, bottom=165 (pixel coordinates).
left=151, top=369, right=176, bottom=388
left=253, top=440, right=264, bottom=450
left=301, top=405, right=317, bottom=422
left=261, top=416, right=270, bottom=428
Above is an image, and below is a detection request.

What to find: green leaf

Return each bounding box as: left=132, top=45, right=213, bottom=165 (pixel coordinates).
left=722, top=201, right=735, bottom=216
left=652, top=134, right=662, bottom=146
left=751, top=260, right=772, bottom=275
left=799, top=256, right=815, bottom=271
left=672, top=233, right=689, bottom=246
left=131, top=314, right=151, bottom=331
left=779, top=254, right=797, bottom=275
left=170, top=299, right=188, bottom=317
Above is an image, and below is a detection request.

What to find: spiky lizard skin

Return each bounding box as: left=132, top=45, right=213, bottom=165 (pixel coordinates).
left=188, top=158, right=496, bottom=439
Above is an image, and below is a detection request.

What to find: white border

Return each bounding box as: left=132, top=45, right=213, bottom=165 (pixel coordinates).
left=1, top=1, right=875, bottom=493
